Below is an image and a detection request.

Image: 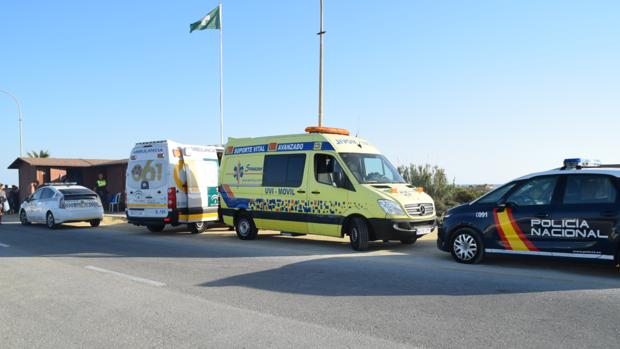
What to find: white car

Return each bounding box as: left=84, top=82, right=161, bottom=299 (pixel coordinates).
left=19, top=184, right=104, bottom=229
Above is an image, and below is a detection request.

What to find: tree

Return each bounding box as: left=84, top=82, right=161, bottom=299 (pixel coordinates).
left=27, top=150, right=50, bottom=158
left=398, top=163, right=491, bottom=215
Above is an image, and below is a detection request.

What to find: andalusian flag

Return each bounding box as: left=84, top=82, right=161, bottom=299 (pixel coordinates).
left=190, top=6, right=221, bottom=33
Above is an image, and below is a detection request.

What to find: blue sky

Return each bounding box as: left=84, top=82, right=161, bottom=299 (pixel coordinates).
left=1, top=0, right=619, bottom=185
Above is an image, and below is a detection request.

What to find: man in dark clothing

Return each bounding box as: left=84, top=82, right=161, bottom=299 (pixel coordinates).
left=9, top=185, right=19, bottom=214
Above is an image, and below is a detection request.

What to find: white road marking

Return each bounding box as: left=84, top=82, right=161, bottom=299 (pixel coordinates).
left=0, top=242, right=10, bottom=248
left=84, top=265, right=166, bottom=287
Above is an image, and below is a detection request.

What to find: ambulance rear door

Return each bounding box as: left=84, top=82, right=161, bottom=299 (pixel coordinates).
left=182, top=147, right=219, bottom=222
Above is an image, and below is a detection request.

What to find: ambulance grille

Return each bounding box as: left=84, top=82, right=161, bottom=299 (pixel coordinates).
left=405, top=203, right=434, bottom=216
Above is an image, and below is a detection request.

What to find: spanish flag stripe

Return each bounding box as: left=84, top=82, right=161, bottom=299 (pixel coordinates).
left=496, top=210, right=529, bottom=251
left=493, top=209, right=511, bottom=249
left=507, top=208, right=539, bottom=251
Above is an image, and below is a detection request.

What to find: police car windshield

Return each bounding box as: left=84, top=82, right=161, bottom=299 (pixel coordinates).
left=340, top=153, right=405, bottom=184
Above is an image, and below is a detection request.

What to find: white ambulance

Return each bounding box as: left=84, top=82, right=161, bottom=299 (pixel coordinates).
left=125, top=140, right=222, bottom=233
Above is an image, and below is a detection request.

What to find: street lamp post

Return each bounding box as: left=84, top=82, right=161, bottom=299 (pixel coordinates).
left=0, top=89, right=23, bottom=157
left=317, top=0, right=325, bottom=127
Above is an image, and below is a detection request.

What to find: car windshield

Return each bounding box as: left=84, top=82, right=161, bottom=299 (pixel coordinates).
left=340, top=153, right=405, bottom=184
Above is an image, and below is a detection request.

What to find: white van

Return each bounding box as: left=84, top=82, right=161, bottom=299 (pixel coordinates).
left=126, top=140, right=222, bottom=233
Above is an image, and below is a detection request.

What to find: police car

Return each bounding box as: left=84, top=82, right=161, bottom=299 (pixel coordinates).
left=438, top=159, right=620, bottom=265
left=20, top=183, right=104, bottom=229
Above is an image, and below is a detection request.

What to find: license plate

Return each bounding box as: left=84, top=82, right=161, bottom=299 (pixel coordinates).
left=416, top=226, right=433, bottom=235
left=129, top=209, right=144, bottom=217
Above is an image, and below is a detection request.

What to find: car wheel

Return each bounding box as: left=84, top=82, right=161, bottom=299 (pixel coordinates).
left=46, top=212, right=57, bottom=229
left=188, top=221, right=208, bottom=234
left=400, top=237, right=417, bottom=245
left=349, top=217, right=369, bottom=251
left=90, top=219, right=101, bottom=227
left=235, top=213, right=258, bottom=240
left=20, top=210, right=31, bottom=225
left=146, top=224, right=165, bottom=232
left=450, top=229, right=484, bottom=264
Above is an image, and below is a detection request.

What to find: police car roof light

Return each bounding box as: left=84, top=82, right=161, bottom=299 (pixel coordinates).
left=44, top=182, right=78, bottom=186
left=563, top=158, right=601, bottom=170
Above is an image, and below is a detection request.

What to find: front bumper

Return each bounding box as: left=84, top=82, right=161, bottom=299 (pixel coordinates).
left=368, top=218, right=437, bottom=241
left=436, top=225, right=450, bottom=252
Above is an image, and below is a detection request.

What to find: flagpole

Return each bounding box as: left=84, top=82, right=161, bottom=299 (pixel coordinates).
left=218, top=1, right=224, bottom=146
left=318, top=0, right=325, bottom=127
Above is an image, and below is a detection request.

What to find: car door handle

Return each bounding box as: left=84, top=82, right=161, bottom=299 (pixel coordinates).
left=311, top=191, right=320, bottom=195
left=601, top=211, right=618, bottom=218
left=297, top=190, right=306, bottom=194
left=535, top=213, right=550, bottom=218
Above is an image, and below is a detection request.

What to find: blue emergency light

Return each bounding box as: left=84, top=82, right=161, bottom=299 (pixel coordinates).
left=563, top=158, right=601, bottom=169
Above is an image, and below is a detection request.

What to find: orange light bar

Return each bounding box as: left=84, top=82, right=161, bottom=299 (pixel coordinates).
left=305, top=126, right=350, bottom=136
left=416, top=187, right=425, bottom=193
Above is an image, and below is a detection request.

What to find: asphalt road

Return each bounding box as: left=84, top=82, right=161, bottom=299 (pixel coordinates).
left=1, top=216, right=620, bottom=349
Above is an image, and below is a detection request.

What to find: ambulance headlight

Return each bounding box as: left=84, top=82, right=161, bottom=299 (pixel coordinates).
left=378, top=200, right=405, bottom=216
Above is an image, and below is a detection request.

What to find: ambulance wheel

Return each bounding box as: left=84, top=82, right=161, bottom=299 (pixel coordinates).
left=348, top=217, right=369, bottom=251
left=400, top=237, right=417, bottom=245
left=450, top=229, right=484, bottom=264
left=235, top=213, right=258, bottom=240
left=147, top=224, right=165, bottom=232
left=188, top=222, right=207, bottom=234
left=90, top=219, right=101, bottom=227
left=46, top=212, right=57, bottom=229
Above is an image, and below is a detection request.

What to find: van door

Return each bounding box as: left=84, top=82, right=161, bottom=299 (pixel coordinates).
left=126, top=157, right=168, bottom=218
left=183, top=154, right=219, bottom=222
left=307, top=153, right=354, bottom=237
left=549, top=174, right=619, bottom=259
left=259, top=153, right=308, bottom=234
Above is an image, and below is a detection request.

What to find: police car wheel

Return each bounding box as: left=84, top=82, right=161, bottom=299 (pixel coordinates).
left=450, top=229, right=484, bottom=264
left=235, top=214, right=258, bottom=240
left=20, top=210, right=31, bottom=225
left=90, top=219, right=101, bottom=227
left=146, top=224, right=165, bottom=232
left=46, top=212, right=57, bottom=229
left=349, top=217, right=369, bottom=251
left=189, top=222, right=207, bottom=234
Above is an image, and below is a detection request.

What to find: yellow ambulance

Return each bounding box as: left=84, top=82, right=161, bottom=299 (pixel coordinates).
left=219, top=127, right=437, bottom=250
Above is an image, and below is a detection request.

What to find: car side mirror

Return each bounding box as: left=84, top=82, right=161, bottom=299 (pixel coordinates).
left=497, top=201, right=516, bottom=212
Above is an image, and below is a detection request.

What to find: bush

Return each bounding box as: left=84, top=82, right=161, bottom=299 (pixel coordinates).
left=398, top=164, right=491, bottom=215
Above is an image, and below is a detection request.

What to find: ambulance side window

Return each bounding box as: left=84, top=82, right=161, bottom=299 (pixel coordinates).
left=262, top=154, right=306, bottom=188
left=314, top=154, right=351, bottom=189
left=563, top=175, right=617, bottom=204
left=506, top=176, right=558, bottom=206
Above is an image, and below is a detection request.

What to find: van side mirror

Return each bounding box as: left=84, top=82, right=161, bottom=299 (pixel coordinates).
left=333, top=171, right=345, bottom=188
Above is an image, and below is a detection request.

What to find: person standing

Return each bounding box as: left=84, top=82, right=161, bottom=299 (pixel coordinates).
left=0, top=184, right=6, bottom=224
left=95, top=173, right=108, bottom=208
left=10, top=185, right=19, bottom=214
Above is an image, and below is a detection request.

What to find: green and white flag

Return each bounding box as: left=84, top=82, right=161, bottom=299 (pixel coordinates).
left=190, top=6, right=221, bottom=33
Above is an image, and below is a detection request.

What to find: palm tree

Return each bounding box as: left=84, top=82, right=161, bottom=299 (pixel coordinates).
left=27, top=150, right=50, bottom=158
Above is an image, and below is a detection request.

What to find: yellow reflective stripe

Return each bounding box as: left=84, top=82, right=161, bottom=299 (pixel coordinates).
left=127, top=203, right=168, bottom=208
left=179, top=212, right=218, bottom=221
left=496, top=210, right=529, bottom=251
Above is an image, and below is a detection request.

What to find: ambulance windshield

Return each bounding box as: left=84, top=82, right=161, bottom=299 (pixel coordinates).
left=340, top=153, right=405, bottom=184
left=127, top=160, right=166, bottom=190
